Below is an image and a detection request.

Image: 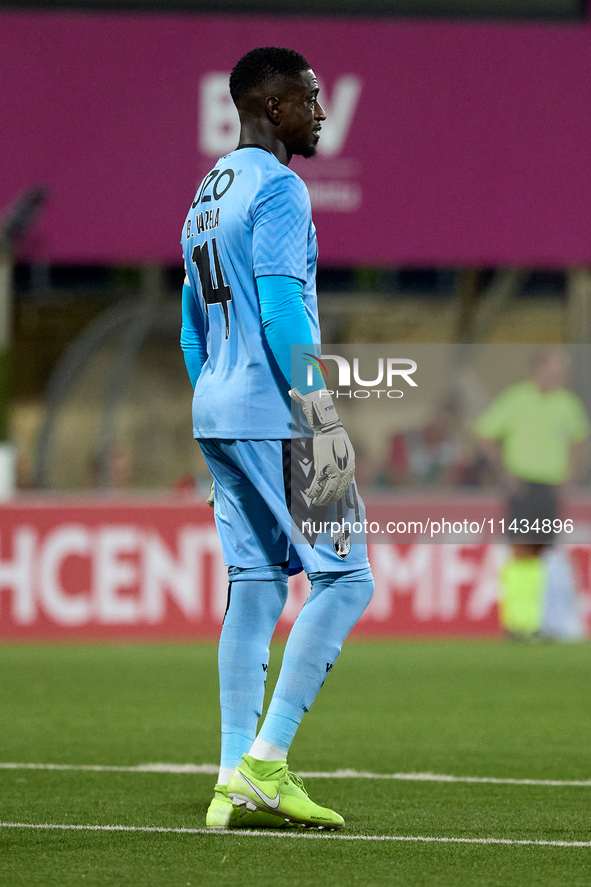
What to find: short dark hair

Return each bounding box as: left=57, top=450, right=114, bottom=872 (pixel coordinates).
left=229, top=46, right=310, bottom=106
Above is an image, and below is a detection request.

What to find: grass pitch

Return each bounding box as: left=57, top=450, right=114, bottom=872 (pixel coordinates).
left=1, top=639, right=591, bottom=886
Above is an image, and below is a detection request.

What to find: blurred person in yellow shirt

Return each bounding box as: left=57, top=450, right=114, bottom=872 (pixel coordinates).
left=475, top=348, right=589, bottom=639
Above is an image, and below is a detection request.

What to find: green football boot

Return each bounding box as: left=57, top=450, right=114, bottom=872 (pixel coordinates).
left=227, top=755, right=345, bottom=830
left=205, top=783, right=298, bottom=829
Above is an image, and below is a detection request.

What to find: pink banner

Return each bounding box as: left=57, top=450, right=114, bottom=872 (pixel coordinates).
left=0, top=497, right=590, bottom=640
left=2, top=12, right=591, bottom=267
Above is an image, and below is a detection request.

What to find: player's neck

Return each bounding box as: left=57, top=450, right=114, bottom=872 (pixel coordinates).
left=237, top=124, right=291, bottom=166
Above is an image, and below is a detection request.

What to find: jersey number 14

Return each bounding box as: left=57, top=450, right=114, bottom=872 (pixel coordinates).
left=191, top=238, right=233, bottom=339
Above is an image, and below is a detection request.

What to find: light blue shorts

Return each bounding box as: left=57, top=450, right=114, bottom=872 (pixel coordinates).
left=198, top=438, right=370, bottom=575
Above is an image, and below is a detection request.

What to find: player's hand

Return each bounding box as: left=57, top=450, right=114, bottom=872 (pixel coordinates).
left=289, top=387, right=355, bottom=506
left=207, top=479, right=215, bottom=507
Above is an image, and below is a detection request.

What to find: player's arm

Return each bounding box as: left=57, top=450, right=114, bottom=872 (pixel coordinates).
left=257, top=274, right=355, bottom=507
left=180, top=276, right=207, bottom=388
left=253, top=175, right=323, bottom=390
left=253, top=176, right=355, bottom=505
left=180, top=276, right=215, bottom=505
left=257, top=274, right=322, bottom=391
left=565, top=396, right=591, bottom=487
left=566, top=438, right=589, bottom=486
left=474, top=392, right=522, bottom=491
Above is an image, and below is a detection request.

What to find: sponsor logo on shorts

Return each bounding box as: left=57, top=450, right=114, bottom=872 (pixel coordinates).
left=332, top=525, right=351, bottom=559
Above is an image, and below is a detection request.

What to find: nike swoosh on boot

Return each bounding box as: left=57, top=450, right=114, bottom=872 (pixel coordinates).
left=241, top=774, right=281, bottom=809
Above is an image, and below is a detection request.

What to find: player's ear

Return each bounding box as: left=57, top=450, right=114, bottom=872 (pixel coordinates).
left=265, top=96, right=281, bottom=126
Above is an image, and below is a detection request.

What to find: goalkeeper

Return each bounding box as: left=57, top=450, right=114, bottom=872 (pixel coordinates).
left=180, top=47, right=374, bottom=832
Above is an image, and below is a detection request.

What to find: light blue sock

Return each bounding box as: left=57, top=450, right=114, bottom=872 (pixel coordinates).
left=219, top=565, right=288, bottom=772
left=256, top=567, right=374, bottom=754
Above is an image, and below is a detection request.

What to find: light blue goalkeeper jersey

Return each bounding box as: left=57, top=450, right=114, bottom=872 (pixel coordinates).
left=181, top=146, right=321, bottom=439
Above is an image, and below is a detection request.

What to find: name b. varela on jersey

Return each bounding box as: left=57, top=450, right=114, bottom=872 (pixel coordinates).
left=181, top=147, right=321, bottom=440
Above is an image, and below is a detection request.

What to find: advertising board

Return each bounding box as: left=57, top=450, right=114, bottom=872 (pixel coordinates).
left=3, top=13, right=591, bottom=266
left=1, top=498, right=589, bottom=640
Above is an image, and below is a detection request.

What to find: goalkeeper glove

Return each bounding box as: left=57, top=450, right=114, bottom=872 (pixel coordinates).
left=289, top=387, right=355, bottom=506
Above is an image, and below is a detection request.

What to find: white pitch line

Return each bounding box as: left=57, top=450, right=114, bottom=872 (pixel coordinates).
left=0, top=763, right=218, bottom=775
left=1, top=762, right=591, bottom=788
left=1, top=822, right=590, bottom=848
